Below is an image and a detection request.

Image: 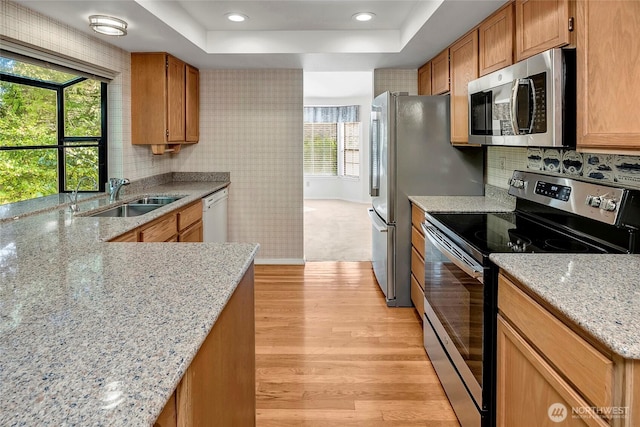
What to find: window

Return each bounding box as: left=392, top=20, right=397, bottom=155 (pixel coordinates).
left=0, top=55, right=107, bottom=204
left=303, top=105, right=360, bottom=178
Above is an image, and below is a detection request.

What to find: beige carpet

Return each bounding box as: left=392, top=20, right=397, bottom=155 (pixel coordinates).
left=304, top=199, right=372, bottom=261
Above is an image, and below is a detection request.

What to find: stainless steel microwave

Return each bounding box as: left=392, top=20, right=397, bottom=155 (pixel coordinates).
left=468, top=48, right=575, bottom=147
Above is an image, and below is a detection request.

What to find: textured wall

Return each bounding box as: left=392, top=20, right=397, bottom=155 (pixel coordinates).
left=0, top=0, right=171, bottom=182
left=172, top=69, right=304, bottom=262
left=373, top=69, right=418, bottom=98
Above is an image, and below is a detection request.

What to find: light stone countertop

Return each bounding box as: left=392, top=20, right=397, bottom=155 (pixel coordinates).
left=0, top=181, right=260, bottom=425
left=490, top=253, right=640, bottom=359
left=408, top=195, right=515, bottom=213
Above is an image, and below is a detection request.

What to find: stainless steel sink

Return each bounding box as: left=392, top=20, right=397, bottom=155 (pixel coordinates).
left=130, top=196, right=185, bottom=205
left=88, top=203, right=162, bottom=217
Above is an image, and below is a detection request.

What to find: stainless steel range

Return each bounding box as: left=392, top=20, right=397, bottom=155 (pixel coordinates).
left=421, top=170, right=640, bottom=427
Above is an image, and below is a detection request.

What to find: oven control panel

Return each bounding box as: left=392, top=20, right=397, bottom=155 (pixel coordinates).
left=508, top=170, right=627, bottom=226
left=535, top=181, right=571, bottom=201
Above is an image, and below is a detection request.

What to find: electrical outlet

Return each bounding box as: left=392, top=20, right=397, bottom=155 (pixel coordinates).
left=499, top=157, right=506, bottom=170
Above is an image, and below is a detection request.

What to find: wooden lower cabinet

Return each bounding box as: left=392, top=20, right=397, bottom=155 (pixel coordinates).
left=179, top=221, right=203, bottom=242
left=497, top=316, right=605, bottom=427
left=497, top=272, right=640, bottom=427
left=410, top=203, right=426, bottom=319
left=108, top=200, right=204, bottom=243
left=174, top=264, right=255, bottom=426
left=154, top=392, right=177, bottom=427
left=140, top=214, right=178, bottom=242
left=109, top=230, right=137, bottom=242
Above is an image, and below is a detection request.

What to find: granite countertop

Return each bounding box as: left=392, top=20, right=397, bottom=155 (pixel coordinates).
left=0, top=180, right=260, bottom=425
left=409, top=195, right=515, bottom=213
left=491, top=253, right=640, bottom=359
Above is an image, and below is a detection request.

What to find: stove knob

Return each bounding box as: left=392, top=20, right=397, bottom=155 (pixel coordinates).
left=510, top=179, right=525, bottom=189
left=585, top=195, right=602, bottom=208
left=601, top=198, right=617, bottom=212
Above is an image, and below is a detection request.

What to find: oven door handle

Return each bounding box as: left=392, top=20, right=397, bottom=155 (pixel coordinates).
left=421, top=223, right=484, bottom=281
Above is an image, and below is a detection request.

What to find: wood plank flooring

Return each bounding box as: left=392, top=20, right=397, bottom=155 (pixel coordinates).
left=255, top=262, right=460, bottom=426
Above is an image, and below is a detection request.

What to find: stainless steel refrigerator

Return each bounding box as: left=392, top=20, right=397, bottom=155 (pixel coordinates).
left=368, top=92, right=484, bottom=306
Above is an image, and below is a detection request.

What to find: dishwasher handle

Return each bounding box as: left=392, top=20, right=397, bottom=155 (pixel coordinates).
left=204, top=188, right=228, bottom=208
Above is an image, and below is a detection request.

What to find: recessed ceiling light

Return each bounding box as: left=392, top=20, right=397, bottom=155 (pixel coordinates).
left=88, top=15, right=128, bottom=36
left=226, top=13, right=248, bottom=23
left=352, top=12, right=375, bottom=22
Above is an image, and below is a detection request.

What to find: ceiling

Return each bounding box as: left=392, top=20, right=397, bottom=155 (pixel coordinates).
left=16, top=0, right=508, bottom=71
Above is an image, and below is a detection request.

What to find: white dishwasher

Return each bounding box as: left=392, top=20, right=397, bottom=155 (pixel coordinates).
left=202, top=188, right=228, bottom=242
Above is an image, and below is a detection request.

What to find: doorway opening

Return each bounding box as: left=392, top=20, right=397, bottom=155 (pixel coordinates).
left=303, top=71, right=373, bottom=261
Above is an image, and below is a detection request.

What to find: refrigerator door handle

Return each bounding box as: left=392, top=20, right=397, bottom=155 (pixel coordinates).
left=368, top=208, right=387, bottom=232
left=369, top=112, right=380, bottom=197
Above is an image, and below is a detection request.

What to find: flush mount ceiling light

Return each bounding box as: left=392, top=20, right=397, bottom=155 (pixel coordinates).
left=226, top=13, right=248, bottom=22
left=352, top=12, right=376, bottom=22
left=88, top=15, right=128, bottom=36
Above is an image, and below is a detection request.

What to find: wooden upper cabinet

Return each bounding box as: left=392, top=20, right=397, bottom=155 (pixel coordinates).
left=167, top=55, right=186, bottom=142
left=576, top=1, right=640, bottom=152
left=131, top=53, right=200, bottom=154
left=185, top=64, right=200, bottom=143
left=418, top=62, right=432, bottom=95
left=515, top=0, right=572, bottom=61
left=431, top=49, right=450, bottom=95
left=479, top=2, right=514, bottom=76
left=450, top=30, right=479, bottom=144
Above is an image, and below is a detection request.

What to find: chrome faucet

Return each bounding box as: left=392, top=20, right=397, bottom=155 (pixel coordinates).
left=108, top=178, right=130, bottom=202
left=68, top=176, right=98, bottom=213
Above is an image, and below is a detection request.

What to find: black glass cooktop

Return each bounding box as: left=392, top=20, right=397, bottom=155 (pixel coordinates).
left=427, top=212, right=621, bottom=257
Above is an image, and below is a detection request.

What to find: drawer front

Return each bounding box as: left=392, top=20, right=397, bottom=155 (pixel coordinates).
left=411, top=274, right=425, bottom=317
left=178, top=200, right=202, bottom=231
left=411, top=225, right=426, bottom=259
left=140, top=214, right=177, bottom=242
left=109, top=230, right=138, bottom=242
left=498, top=274, right=613, bottom=409
left=411, top=247, right=425, bottom=290
left=411, top=204, right=425, bottom=234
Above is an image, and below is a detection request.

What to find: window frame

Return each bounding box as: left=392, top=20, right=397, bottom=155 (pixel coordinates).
left=0, top=72, right=108, bottom=194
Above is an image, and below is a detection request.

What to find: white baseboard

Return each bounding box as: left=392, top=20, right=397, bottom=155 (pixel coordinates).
left=255, top=258, right=306, bottom=265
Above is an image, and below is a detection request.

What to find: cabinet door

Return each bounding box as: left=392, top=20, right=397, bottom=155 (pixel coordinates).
left=479, top=2, right=514, bottom=76
left=140, top=213, right=177, bottom=242
left=497, top=316, right=607, bottom=427
left=131, top=53, right=167, bottom=145
left=185, top=64, right=199, bottom=143
left=179, top=221, right=203, bottom=242
left=450, top=30, right=478, bottom=144
left=166, top=55, right=186, bottom=142
left=515, top=0, right=571, bottom=61
left=576, top=1, right=640, bottom=151
left=418, top=62, right=432, bottom=95
left=431, top=49, right=450, bottom=95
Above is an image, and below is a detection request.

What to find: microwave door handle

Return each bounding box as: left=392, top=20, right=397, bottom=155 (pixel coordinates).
left=510, top=79, right=521, bottom=135
left=421, top=223, right=484, bottom=281
left=527, top=78, right=536, bottom=133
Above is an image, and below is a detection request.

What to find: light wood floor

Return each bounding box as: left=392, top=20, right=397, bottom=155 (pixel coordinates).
left=255, top=262, right=460, bottom=427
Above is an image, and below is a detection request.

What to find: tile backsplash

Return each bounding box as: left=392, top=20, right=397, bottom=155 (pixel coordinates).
left=487, top=146, right=640, bottom=190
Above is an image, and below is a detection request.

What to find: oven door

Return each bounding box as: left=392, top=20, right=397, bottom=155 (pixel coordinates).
left=421, top=221, right=486, bottom=426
